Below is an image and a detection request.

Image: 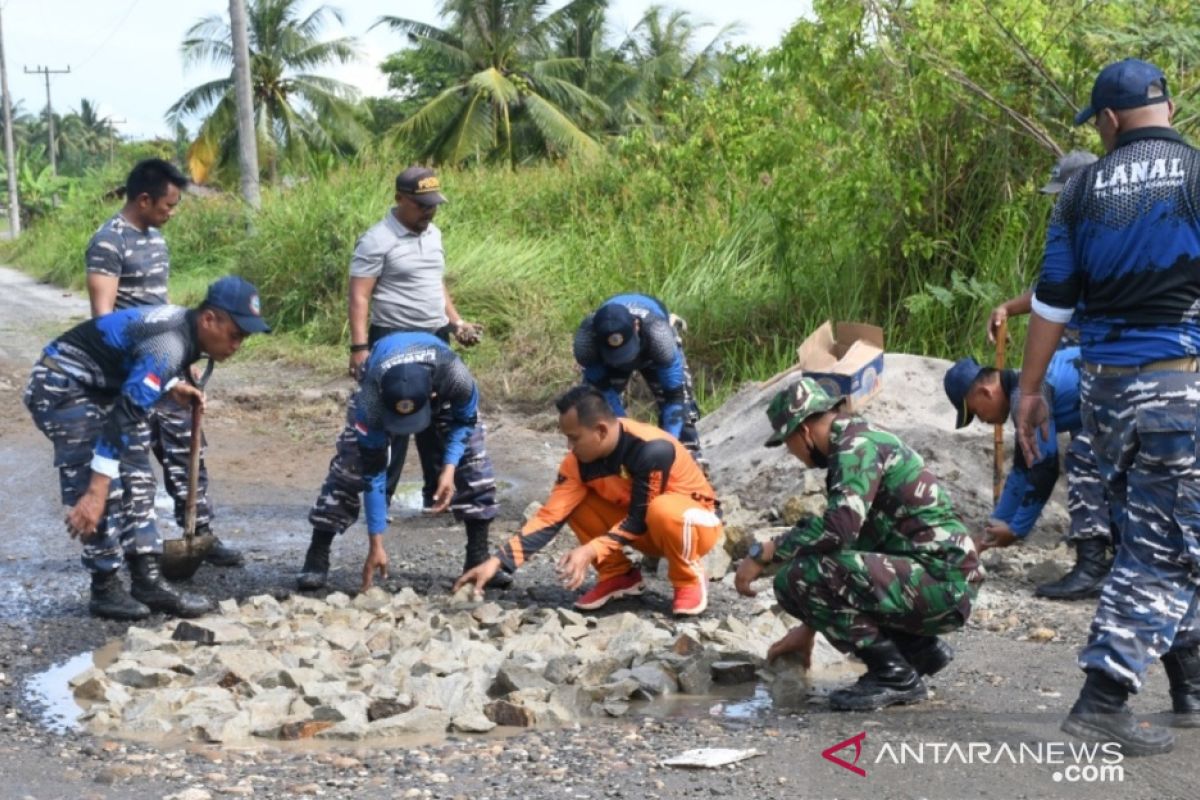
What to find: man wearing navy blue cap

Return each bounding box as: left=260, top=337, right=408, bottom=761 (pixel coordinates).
left=943, top=349, right=1112, bottom=599
left=85, top=159, right=246, bottom=569
left=299, top=332, right=503, bottom=593
left=24, top=276, right=270, bottom=620
left=1016, top=58, right=1200, bottom=755
left=573, top=294, right=704, bottom=465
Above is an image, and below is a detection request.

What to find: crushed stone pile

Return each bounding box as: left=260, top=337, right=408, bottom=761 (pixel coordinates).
left=69, top=587, right=843, bottom=745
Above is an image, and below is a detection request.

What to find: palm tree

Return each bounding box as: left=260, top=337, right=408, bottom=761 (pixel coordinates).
left=167, top=0, right=366, bottom=184
left=611, top=6, right=738, bottom=133
left=376, top=0, right=608, bottom=166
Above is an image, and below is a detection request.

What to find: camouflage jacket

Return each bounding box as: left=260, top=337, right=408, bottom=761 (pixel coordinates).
left=774, top=415, right=974, bottom=572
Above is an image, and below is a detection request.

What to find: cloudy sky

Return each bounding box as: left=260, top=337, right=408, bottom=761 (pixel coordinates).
left=0, top=0, right=810, bottom=140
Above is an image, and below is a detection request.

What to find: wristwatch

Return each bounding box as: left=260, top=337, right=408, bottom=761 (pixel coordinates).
left=747, top=541, right=771, bottom=566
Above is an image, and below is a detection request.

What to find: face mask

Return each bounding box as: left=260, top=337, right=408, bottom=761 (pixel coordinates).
left=806, top=431, right=829, bottom=469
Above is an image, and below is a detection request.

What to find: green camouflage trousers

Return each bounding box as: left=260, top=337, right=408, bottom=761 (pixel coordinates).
left=773, top=543, right=981, bottom=653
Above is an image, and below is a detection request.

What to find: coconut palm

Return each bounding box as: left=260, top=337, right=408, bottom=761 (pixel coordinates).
left=167, top=0, right=366, bottom=184
left=375, top=0, right=608, bottom=166
left=611, top=5, right=739, bottom=132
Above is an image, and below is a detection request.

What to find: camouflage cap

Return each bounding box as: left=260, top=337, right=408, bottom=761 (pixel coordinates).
left=764, top=377, right=842, bottom=447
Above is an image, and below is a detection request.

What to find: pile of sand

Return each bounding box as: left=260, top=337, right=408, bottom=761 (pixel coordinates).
left=699, top=354, right=1069, bottom=541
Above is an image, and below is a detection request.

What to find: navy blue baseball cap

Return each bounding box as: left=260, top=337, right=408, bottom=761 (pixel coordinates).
left=592, top=303, right=640, bottom=367
left=943, top=357, right=986, bottom=429
left=380, top=362, right=433, bottom=434
left=204, top=276, right=271, bottom=334
left=1074, top=58, right=1169, bottom=125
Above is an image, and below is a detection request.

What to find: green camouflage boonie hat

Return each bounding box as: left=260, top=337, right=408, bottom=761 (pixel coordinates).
left=764, top=377, right=842, bottom=447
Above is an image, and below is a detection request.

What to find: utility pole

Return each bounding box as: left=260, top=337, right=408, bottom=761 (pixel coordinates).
left=0, top=7, right=20, bottom=236
left=102, top=117, right=126, bottom=165
left=24, top=64, right=70, bottom=175
left=228, top=0, right=260, bottom=209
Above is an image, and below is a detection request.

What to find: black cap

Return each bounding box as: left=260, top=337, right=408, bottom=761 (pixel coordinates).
left=395, top=166, right=447, bottom=206
left=203, top=276, right=271, bottom=334
left=380, top=362, right=433, bottom=434
left=592, top=304, right=639, bottom=367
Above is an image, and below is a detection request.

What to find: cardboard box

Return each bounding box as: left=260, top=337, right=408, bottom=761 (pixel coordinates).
left=796, top=321, right=885, bottom=411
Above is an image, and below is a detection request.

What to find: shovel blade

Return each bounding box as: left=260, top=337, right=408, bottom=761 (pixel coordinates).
left=160, top=534, right=216, bottom=580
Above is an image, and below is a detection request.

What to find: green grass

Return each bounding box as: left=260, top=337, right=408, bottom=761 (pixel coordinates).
left=0, top=151, right=1051, bottom=414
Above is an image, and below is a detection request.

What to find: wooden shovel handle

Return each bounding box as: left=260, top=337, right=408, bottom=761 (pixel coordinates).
left=184, top=398, right=203, bottom=540
left=993, top=318, right=1008, bottom=504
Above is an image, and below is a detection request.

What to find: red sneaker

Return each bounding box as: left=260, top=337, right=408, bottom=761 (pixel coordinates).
left=672, top=581, right=708, bottom=616
left=574, top=569, right=644, bottom=610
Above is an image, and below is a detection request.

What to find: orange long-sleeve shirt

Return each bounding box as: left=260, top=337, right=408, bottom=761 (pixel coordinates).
left=497, top=418, right=717, bottom=570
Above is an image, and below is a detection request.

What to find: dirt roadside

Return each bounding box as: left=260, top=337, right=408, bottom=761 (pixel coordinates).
left=0, top=265, right=1196, bottom=800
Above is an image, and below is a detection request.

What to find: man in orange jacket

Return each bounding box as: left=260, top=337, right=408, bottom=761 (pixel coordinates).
left=455, top=385, right=721, bottom=615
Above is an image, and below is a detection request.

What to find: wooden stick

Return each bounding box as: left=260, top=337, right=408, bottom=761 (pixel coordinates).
left=184, top=398, right=202, bottom=550
left=993, top=318, right=1008, bottom=504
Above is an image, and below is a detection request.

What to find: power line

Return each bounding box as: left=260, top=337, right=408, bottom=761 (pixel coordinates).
left=23, top=64, right=70, bottom=175
left=75, top=0, right=142, bottom=69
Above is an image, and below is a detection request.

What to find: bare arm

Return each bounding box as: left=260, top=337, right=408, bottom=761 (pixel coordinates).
left=87, top=274, right=119, bottom=318
left=443, top=280, right=462, bottom=326
left=987, top=290, right=1033, bottom=344
left=348, top=276, right=376, bottom=377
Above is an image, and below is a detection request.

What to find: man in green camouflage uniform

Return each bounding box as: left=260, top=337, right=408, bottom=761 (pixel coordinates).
left=735, top=378, right=985, bottom=710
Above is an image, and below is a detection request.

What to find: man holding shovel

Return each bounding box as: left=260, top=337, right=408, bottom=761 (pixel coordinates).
left=85, top=158, right=244, bottom=567
left=24, top=277, right=270, bottom=620
left=942, top=349, right=1113, bottom=599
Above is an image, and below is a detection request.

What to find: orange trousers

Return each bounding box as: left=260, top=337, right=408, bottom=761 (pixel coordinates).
left=567, top=493, right=722, bottom=589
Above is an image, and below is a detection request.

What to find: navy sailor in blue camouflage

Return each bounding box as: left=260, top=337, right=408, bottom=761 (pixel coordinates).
left=574, top=294, right=704, bottom=464
left=1017, top=58, right=1200, bottom=756
left=24, top=276, right=270, bottom=620
left=85, top=158, right=243, bottom=567
left=301, top=332, right=500, bottom=592
left=943, top=347, right=1114, bottom=599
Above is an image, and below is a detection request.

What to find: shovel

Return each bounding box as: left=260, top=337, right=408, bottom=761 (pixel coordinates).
left=992, top=318, right=1008, bottom=504
left=161, top=360, right=216, bottom=580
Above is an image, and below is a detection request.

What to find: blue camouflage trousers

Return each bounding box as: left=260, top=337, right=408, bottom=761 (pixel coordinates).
left=1066, top=430, right=1115, bottom=544
left=24, top=365, right=162, bottom=574
left=1078, top=369, right=1200, bottom=690
left=308, top=393, right=498, bottom=535
left=148, top=394, right=213, bottom=530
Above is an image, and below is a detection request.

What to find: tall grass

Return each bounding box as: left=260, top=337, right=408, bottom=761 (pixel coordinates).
left=0, top=152, right=1053, bottom=412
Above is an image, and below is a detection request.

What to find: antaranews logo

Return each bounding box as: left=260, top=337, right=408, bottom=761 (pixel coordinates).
left=822, top=732, right=868, bottom=777
left=820, top=733, right=1124, bottom=784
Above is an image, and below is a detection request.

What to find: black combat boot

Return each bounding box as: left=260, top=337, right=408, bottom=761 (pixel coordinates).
left=88, top=570, right=151, bottom=620
left=1161, top=647, right=1200, bottom=728
left=1061, top=669, right=1175, bottom=756
left=128, top=554, right=214, bottom=618
left=464, top=519, right=512, bottom=589
left=297, top=529, right=336, bottom=591
left=829, top=639, right=928, bottom=711
left=889, top=631, right=955, bottom=677
left=1035, top=538, right=1111, bottom=600
left=197, top=527, right=245, bottom=567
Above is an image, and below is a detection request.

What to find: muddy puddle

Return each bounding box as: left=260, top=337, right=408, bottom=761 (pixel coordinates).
left=24, top=639, right=122, bottom=734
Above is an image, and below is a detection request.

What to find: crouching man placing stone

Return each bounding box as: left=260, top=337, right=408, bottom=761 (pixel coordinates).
left=454, top=386, right=721, bottom=616
left=734, top=378, right=984, bottom=710
left=300, top=331, right=505, bottom=591
left=24, top=276, right=270, bottom=620
left=943, top=348, right=1114, bottom=599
